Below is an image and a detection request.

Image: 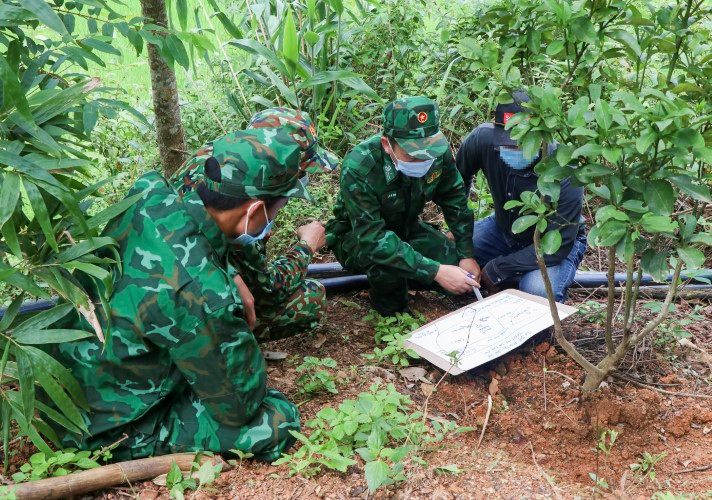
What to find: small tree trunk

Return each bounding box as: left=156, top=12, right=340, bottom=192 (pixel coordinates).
left=139, top=0, right=187, bottom=176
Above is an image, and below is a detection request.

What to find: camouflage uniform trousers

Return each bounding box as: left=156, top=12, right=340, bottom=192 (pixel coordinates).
left=252, top=278, right=327, bottom=343
left=99, top=281, right=324, bottom=463
left=95, top=385, right=299, bottom=463
left=143, top=279, right=325, bottom=462
left=331, top=220, right=459, bottom=314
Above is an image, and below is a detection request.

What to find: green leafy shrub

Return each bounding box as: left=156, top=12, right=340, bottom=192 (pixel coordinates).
left=10, top=449, right=101, bottom=482
left=165, top=454, right=223, bottom=500
left=274, top=383, right=473, bottom=493
left=295, top=356, right=339, bottom=396
left=459, top=0, right=712, bottom=390
left=362, top=312, right=425, bottom=367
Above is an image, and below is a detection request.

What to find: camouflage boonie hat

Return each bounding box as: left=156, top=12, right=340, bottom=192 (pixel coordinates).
left=170, top=128, right=314, bottom=202
left=248, top=107, right=339, bottom=174
left=382, top=96, right=450, bottom=160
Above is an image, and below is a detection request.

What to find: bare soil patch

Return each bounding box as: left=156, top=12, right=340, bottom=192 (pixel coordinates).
left=12, top=292, right=712, bottom=499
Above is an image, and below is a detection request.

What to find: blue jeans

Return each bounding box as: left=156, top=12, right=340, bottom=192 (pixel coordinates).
left=473, top=216, right=587, bottom=303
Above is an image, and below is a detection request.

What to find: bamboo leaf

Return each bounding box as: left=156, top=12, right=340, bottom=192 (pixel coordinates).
left=9, top=404, right=53, bottom=455
left=166, top=34, right=189, bottom=70
left=34, top=400, right=82, bottom=434
left=87, top=192, right=143, bottom=231
left=62, top=261, right=110, bottom=281
left=24, top=346, right=88, bottom=411
left=34, top=367, right=87, bottom=433
left=299, top=71, right=382, bottom=103
left=13, top=329, right=93, bottom=345
left=0, top=54, right=34, bottom=127
left=23, top=179, right=59, bottom=252
left=229, top=39, right=290, bottom=77
left=19, top=0, right=69, bottom=36
left=0, top=151, right=67, bottom=191
left=0, top=294, right=24, bottom=333
left=0, top=172, right=21, bottom=228
left=13, top=303, right=73, bottom=335
left=54, top=236, right=116, bottom=263
left=2, top=218, right=23, bottom=259
left=176, top=0, right=188, bottom=31
left=282, top=4, right=299, bottom=78
left=1, top=400, right=9, bottom=473
left=0, top=262, right=50, bottom=300
left=15, top=347, right=35, bottom=425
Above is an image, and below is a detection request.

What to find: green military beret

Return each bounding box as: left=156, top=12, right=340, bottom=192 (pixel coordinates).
left=170, top=128, right=313, bottom=202
left=382, top=96, right=450, bottom=160
left=248, top=107, right=340, bottom=174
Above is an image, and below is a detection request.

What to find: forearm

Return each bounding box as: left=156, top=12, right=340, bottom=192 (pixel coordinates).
left=260, top=242, right=312, bottom=303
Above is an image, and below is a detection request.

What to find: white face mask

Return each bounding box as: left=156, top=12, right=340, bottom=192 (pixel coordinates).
left=231, top=202, right=273, bottom=246
left=388, top=139, right=435, bottom=178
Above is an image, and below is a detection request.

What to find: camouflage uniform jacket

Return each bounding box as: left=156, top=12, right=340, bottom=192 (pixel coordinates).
left=53, top=170, right=266, bottom=446
left=328, top=135, right=475, bottom=283
left=229, top=240, right=312, bottom=308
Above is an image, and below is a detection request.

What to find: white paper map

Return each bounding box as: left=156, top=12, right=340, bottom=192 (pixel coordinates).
left=405, top=290, right=577, bottom=375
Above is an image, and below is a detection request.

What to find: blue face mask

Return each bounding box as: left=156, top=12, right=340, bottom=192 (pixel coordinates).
left=232, top=202, right=273, bottom=246
left=499, top=148, right=539, bottom=170
left=388, top=139, right=435, bottom=178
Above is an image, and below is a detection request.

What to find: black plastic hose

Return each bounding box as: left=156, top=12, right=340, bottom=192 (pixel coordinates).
left=1, top=265, right=710, bottom=318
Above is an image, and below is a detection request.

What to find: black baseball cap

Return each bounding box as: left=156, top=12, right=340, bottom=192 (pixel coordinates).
left=492, top=90, right=531, bottom=147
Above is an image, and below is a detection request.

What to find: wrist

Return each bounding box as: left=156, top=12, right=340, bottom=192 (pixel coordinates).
left=299, top=239, right=316, bottom=255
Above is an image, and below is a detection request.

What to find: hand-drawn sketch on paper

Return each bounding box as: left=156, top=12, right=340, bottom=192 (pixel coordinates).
left=405, top=290, right=577, bottom=375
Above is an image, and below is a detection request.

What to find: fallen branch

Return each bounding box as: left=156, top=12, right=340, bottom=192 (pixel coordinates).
left=477, top=395, right=492, bottom=449
left=7, top=453, right=227, bottom=500
left=673, top=464, right=712, bottom=474
left=611, top=373, right=712, bottom=399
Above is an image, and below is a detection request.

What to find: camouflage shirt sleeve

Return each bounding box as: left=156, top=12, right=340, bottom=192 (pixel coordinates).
left=341, top=156, right=440, bottom=283
left=230, top=241, right=312, bottom=307
left=431, top=148, right=476, bottom=260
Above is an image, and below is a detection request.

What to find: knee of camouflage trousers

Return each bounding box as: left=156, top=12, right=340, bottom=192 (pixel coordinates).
left=252, top=278, right=326, bottom=342
left=147, top=388, right=300, bottom=462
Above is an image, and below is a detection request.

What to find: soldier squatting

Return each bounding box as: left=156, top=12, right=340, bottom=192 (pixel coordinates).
left=44, top=94, right=587, bottom=461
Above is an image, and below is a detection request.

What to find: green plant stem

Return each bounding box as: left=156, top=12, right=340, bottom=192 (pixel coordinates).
left=665, top=0, right=695, bottom=84
left=628, top=260, right=683, bottom=347
left=623, top=267, right=643, bottom=337
left=621, top=250, right=635, bottom=338
left=603, top=246, right=616, bottom=355
left=533, top=229, right=603, bottom=380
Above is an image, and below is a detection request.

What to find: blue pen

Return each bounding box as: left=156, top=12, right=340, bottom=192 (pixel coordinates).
left=468, top=274, right=484, bottom=301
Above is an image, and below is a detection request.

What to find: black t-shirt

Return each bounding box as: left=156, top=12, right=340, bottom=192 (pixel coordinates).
left=455, top=123, right=584, bottom=284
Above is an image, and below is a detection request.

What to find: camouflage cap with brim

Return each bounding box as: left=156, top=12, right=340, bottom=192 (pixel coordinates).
left=248, top=107, right=340, bottom=174
left=383, top=96, right=450, bottom=160
left=170, top=128, right=314, bottom=203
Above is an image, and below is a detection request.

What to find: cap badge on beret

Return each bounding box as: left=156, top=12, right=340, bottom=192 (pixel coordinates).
left=417, top=112, right=428, bottom=123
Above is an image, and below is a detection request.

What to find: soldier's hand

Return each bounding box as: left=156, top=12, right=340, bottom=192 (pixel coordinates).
left=459, top=258, right=481, bottom=283
left=297, top=221, right=326, bottom=254
left=233, top=274, right=256, bottom=329
left=434, top=264, right=480, bottom=295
